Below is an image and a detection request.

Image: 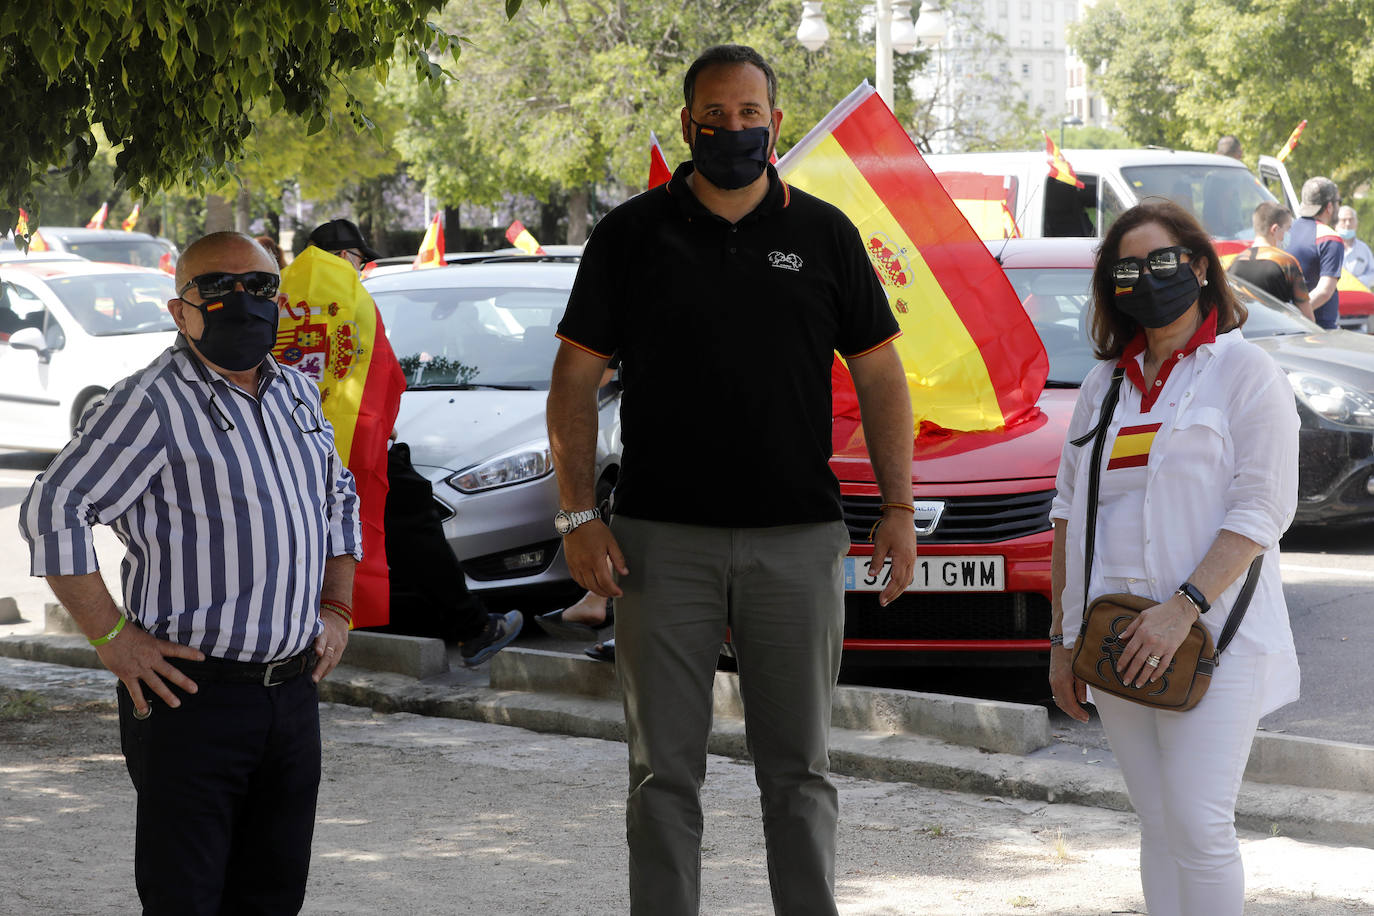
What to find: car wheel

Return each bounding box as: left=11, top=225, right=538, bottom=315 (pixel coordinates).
left=71, top=390, right=106, bottom=433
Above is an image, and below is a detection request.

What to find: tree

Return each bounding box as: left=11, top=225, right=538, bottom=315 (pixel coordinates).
left=0, top=0, right=463, bottom=238
left=394, top=0, right=914, bottom=243
left=1070, top=0, right=1374, bottom=193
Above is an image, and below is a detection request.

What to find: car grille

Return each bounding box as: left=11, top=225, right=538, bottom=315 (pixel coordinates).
left=843, top=592, right=1051, bottom=641
left=840, top=490, right=1055, bottom=544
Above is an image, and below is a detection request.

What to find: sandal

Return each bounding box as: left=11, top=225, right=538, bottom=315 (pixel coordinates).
left=535, top=597, right=613, bottom=641
left=584, top=638, right=615, bottom=663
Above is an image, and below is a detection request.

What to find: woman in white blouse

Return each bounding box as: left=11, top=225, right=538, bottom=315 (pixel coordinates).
left=1048, top=200, right=1300, bottom=916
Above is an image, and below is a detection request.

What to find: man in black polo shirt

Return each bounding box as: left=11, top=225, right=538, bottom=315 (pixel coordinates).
left=547, top=44, right=917, bottom=916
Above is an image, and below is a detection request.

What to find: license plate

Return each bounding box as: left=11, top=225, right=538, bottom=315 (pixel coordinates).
left=844, top=555, right=1005, bottom=592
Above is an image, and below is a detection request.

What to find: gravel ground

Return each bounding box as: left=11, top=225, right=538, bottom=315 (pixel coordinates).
left=2, top=667, right=1372, bottom=915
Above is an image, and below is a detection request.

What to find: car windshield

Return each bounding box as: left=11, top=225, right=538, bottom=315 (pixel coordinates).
left=60, top=239, right=175, bottom=270
left=1120, top=164, right=1278, bottom=242
left=1003, top=266, right=1320, bottom=386
left=372, top=285, right=569, bottom=390
left=48, top=274, right=177, bottom=336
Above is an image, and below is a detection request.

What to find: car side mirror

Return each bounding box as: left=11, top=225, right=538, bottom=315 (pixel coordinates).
left=7, top=326, right=51, bottom=361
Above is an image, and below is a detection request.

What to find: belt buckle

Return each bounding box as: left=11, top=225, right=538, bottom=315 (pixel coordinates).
left=263, top=655, right=299, bottom=687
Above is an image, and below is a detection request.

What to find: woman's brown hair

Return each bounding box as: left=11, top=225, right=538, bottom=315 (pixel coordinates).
left=1090, top=199, right=1246, bottom=359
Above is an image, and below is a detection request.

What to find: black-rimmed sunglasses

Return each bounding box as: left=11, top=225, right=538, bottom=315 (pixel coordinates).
left=1111, top=246, right=1193, bottom=287
left=178, top=271, right=280, bottom=301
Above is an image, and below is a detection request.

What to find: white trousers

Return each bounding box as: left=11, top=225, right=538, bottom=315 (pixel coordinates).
left=1093, top=653, right=1266, bottom=916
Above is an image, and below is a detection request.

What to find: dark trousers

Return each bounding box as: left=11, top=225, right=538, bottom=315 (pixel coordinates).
left=117, top=675, right=322, bottom=915
left=385, top=441, right=488, bottom=640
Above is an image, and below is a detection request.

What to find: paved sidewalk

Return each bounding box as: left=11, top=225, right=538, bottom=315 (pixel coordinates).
left=3, top=656, right=1373, bottom=915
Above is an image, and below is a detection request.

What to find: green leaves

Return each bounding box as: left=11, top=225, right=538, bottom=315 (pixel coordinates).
left=0, top=0, right=465, bottom=237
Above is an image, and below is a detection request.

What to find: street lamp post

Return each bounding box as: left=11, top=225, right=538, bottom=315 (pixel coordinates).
left=798, top=0, right=920, bottom=110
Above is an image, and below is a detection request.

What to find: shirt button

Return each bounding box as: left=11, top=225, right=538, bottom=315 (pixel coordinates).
left=1154, top=380, right=1162, bottom=386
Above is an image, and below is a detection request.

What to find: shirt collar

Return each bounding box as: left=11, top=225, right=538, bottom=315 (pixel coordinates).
left=665, top=160, right=790, bottom=224
left=1117, top=308, right=1219, bottom=367
left=172, top=335, right=280, bottom=387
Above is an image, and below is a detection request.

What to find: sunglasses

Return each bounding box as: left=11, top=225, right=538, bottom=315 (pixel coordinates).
left=179, top=271, right=280, bottom=301
left=1111, top=246, right=1192, bottom=287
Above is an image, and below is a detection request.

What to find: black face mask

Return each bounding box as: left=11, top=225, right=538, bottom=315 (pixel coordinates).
left=690, top=118, right=770, bottom=190
left=1113, top=269, right=1200, bottom=329
left=183, top=290, right=278, bottom=372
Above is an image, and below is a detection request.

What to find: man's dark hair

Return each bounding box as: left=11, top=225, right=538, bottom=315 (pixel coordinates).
left=1216, top=135, right=1243, bottom=159
left=683, top=44, right=777, bottom=112
left=1252, top=201, right=1292, bottom=237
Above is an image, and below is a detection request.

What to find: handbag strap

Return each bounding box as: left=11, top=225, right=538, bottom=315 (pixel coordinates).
left=1070, top=364, right=1265, bottom=654
left=1074, top=366, right=1126, bottom=626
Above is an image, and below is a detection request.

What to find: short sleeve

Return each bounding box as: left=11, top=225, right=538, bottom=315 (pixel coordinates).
left=834, top=218, right=900, bottom=357
left=1319, top=237, right=1344, bottom=279
left=556, top=213, right=626, bottom=359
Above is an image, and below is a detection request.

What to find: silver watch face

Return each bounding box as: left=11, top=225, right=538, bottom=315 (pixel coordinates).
left=554, top=511, right=573, bottom=535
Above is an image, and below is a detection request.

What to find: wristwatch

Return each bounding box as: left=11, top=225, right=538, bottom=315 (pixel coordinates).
left=1175, top=581, right=1210, bottom=615
left=554, top=507, right=600, bottom=536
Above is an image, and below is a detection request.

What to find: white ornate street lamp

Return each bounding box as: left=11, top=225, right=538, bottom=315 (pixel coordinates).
left=798, top=0, right=921, bottom=110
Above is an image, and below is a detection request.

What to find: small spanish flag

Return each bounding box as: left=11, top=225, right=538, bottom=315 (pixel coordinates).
left=121, top=203, right=141, bottom=232
left=1277, top=120, right=1307, bottom=163
left=648, top=131, right=672, bottom=190
left=1043, top=131, right=1085, bottom=190
left=15, top=207, right=30, bottom=237
left=86, top=202, right=109, bottom=229
left=411, top=213, right=445, bottom=270
left=1107, top=422, right=1161, bottom=470
left=505, top=220, right=546, bottom=255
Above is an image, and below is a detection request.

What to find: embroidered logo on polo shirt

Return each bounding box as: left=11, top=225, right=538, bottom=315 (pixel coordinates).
left=768, top=251, right=802, bottom=271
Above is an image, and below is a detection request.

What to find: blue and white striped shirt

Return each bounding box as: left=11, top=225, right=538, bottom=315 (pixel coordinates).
left=20, top=341, right=361, bottom=663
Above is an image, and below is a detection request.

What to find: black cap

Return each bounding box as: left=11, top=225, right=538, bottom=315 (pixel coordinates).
left=307, top=218, right=381, bottom=263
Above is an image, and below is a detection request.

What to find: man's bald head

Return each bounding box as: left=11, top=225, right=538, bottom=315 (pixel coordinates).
left=175, top=232, right=278, bottom=291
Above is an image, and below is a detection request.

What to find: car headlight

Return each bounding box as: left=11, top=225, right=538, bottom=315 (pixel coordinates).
left=448, top=443, right=553, bottom=493
left=1287, top=371, right=1374, bottom=428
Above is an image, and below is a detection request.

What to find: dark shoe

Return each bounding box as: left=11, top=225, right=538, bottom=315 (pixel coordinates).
left=535, top=597, right=614, bottom=641
left=459, top=611, right=523, bottom=667
left=584, top=638, right=615, bottom=663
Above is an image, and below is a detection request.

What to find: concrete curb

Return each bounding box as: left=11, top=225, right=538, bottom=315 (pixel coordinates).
left=3, top=634, right=1371, bottom=846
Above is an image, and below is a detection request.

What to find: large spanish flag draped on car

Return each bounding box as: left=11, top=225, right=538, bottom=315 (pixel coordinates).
left=776, top=83, right=1047, bottom=433
left=274, top=246, right=407, bottom=627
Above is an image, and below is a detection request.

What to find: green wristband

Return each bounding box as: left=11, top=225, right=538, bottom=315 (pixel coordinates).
left=89, top=615, right=127, bottom=647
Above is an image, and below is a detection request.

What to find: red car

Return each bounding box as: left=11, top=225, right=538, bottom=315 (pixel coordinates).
left=829, top=239, right=1083, bottom=665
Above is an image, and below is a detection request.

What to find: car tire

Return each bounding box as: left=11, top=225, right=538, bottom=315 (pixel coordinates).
left=71, top=390, right=106, bottom=433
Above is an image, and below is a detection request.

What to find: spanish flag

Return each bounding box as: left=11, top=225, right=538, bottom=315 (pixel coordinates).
left=1277, top=119, right=1307, bottom=163
left=1044, top=131, right=1085, bottom=190
left=274, top=246, right=407, bottom=627
left=15, top=208, right=29, bottom=237
left=776, top=83, right=1047, bottom=434
left=17, top=209, right=49, bottom=251
left=86, top=202, right=109, bottom=229
left=412, top=213, right=445, bottom=270
left=121, top=203, right=141, bottom=232
left=648, top=131, right=672, bottom=190
left=505, top=220, right=546, bottom=255
left=1107, top=423, right=1161, bottom=470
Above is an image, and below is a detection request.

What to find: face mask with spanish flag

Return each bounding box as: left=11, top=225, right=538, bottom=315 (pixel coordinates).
left=1113, top=269, right=1200, bottom=329
left=690, top=119, right=770, bottom=190
left=185, top=291, right=279, bottom=371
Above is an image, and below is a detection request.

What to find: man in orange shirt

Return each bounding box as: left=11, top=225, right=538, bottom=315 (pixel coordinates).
left=1229, top=202, right=1312, bottom=318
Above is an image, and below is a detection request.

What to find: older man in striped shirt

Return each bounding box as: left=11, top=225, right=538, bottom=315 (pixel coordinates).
left=20, top=231, right=360, bottom=915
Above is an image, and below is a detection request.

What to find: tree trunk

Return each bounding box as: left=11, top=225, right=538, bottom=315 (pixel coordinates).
left=234, top=186, right=251, bottom=233
left=204, top=194, right=232, bottom=233
left=566, top=187, right=590, bottom=245
left=443, top=205, right=461, bottom=253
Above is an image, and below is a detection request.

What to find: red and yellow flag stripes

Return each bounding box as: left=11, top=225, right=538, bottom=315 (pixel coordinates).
left=275, top=246, right=406, bottom=627
left=1043, top=131, right=1085, bottom=190
left=505, top=220, right=546, bottom=255
left=648, top=131, right=672, bottom=190
left=1277, top=120, right=1306, bottom=163
left=412, top=213, right=445, bottom=270
left=1107, top=422, right=1160, bottom=470
left=121, top=203, right=141, bottom=232
left=776, top=83, right=1047, bottom=433
left=86, top=202, right=109, bottom=229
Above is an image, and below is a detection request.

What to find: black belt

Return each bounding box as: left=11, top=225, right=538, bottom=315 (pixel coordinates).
left=168, top=650, right=314, bottom=687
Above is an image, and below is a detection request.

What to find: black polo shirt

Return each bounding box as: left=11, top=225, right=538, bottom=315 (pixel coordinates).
left=557, top=162, right=900, bottom=527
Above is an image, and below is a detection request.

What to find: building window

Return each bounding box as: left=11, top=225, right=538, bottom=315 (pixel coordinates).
left=1044, top=1, right=1054, bottom=19
left=1021, top=30, right=1032, bottom=46
left=1044, top=89, right=1055, bottom=105
left=1043, top=61, right=1054, bottom=81
left=1022, top=62, right=1031, bottom=77
left=1089, top=97, right=1096, bottom=118
left=1021, top=1, right=1032, bottom=18
left=997, top=0, right=1009, bottom=15
left=1043, top=31, right=1054, bottom=47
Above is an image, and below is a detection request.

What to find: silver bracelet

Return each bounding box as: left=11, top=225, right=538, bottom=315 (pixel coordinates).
left=1048, top=634, right=1064, bottom=647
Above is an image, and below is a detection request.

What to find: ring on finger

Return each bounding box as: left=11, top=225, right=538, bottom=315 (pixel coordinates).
left=1145, top=654, right=1162, bottom=668
left=325, top=646, right=335, bottom=654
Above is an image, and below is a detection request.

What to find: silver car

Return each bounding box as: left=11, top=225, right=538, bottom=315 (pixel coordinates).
left=366, top=257, right=621, bottom=607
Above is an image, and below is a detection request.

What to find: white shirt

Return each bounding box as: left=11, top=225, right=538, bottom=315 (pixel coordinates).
left=1051, top=327, right=1300, bottom=715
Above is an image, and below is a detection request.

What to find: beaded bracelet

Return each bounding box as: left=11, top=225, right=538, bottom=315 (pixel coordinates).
left=88, top=615, right=127, bottom=647
left=1048, top=634, right=1064, bottom=647
left=879, top=503, right=916, bottom=513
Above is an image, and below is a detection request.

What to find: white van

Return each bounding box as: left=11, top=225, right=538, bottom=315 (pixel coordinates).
left=926, top=148, right=1292, bottom=244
